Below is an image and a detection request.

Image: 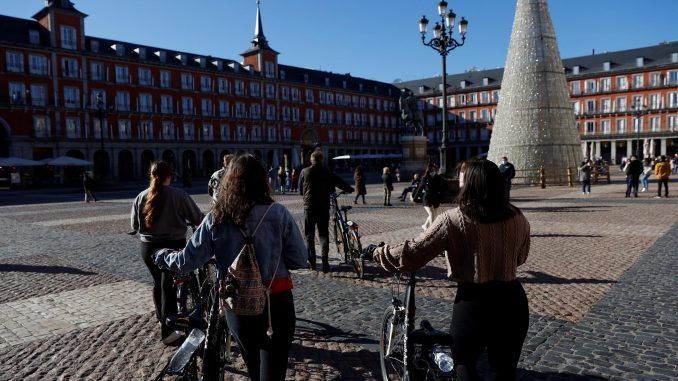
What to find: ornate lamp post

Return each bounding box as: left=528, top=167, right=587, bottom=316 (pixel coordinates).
left=633, top=101, right=647, bottom=158
left=96, top=93, right=107, bottom=177
left=419, top=0, right=468, bottom=174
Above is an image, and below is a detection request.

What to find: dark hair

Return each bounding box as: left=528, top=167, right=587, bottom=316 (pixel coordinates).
left=354, top=165, right=363, bottom=174
left=142, top=161, right=172, bottom=228
left=213, top=154, right=273, bottom=227
left=456, top=158, right=517, bottom=223
left=311, top=149, right=323, bottom=164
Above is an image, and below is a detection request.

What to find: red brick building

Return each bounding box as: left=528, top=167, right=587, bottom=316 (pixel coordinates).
left=399, top=42, right=678, bottom=165
left=0, top=0, right=401, bottom=181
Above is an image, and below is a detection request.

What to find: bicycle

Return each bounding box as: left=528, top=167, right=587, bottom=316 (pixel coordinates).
left=330, top=191, right=365, bottom=278
left=380, top=272, right=457, bottom=381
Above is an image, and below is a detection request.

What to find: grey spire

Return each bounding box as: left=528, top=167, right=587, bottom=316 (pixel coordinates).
left=487, top=0, right=581, bottom=184
left=251, top=0, right=271, bottom=50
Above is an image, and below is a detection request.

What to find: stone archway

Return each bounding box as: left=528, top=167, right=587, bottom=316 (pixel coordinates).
left=63, top=149, right=85, bottom=185
left=202, top=150, right=215, bottom=176
left=118, top=150, right=134, bottom=180
left=162, top=150, right=176, bottom=170
left=140, top=150, right=155, bottom=179
left=0, top=117, right=10, bottom=158
left=93, top=150, right=110, bottom=179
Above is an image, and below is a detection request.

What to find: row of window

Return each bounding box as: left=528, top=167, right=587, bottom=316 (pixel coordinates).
left=573, top=93, right=678, bottom=115
left=425, top=90, right=500, bottom=109
left=30, top=116, right=400, bottom=145
left=425, top=109, right=496, bottom=125
left=581, top=115, right=678, bottom=135
left=570, top=71, right=678, bottom=95
left=4, top=51, right=397, bottom=111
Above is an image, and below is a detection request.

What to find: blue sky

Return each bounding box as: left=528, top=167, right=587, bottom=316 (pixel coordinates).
left=3, top=1, right=676, bottom=83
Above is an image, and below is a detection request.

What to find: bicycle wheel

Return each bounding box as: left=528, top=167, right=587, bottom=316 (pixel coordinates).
left=201, top=300, right=227, bottom=381
left=349, top=231, right=364, bottom=279
left=380, top=307, right=406, bottom=381
left=333, top=219, right=344, bottom=259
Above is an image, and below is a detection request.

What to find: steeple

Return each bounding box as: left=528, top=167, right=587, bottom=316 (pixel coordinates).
left=250, top=0, right=273, bottom=52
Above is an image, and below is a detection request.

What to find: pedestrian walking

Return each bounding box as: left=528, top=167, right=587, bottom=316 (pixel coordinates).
left=672, top=153, right=678, bottom=175
left=278, top=166, right=287, bottom=194
left=654, top=155, right=671, bottom=198
left=498, top=156, right=516, bottom=200
left=299, top=150, right=353, bottom=272
left=268, top=166, right=277, bottom=191
left=353, top=165, right=367, bottom=204
left=395, top=167, right=401, bottom=182
left=290, top=168, right=299, bottom=192
left=82, top=171, right=97, bottom=203
left=154, top=154, right=307, bottom=380
left=374, top=158, right=530, bottom=381
left=624, top=155, right=643, bottom=198
left=640, top=158, right=652, bottom=192
left=421, top=163, right=444, bottom=230
left=207, top=154, right=234, bottom=202
left=578, top=160, right=592, bottom=194
left=382, top=167, right=394, bottom=206
left=130, top=161, right=203, bottom=345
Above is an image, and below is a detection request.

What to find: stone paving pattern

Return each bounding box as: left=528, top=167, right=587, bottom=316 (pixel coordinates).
left=0, top=176, right=676, bottom=380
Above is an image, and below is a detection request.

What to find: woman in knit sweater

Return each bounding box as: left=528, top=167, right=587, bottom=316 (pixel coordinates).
left=375, top=158, right=530, bottom=381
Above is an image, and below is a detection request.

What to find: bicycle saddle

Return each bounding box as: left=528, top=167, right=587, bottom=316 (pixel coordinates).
left=340, top=205, right=352, bottom=212
left=408, top=320, right=454, bottom=347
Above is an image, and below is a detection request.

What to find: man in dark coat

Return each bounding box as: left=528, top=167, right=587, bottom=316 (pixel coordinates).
left=498, top=156, right=516, bottom=200
left=299, top=150, right=353, bottom=273
left=624, top=155, right=643, bottom=198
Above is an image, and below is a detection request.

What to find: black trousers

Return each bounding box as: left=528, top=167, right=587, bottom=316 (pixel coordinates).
left=226, top=290, right=295, bottom=381
left=451, top=280, right=529, bottom=381
left=139, top=239, right=186, bottom=338
left=657, top=179, right=669, bottom=197
left=626, top=177, right=640, bottom=197
left=304, top=208, right=329, bottom=263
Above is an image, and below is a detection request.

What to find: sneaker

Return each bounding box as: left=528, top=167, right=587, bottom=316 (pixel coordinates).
left=162, top=331, right=185, bottom=346
left=386, top=203, right=393, bottom=206
left=641, top=188, right=646, bottom=192
left=321, top=262, right=331, bottom=274
left=582, top=192, right=586, bottom=195
left=654, top=196, right=662, bottom=199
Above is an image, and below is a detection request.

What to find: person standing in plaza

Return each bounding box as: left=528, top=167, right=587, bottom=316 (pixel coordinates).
left=290, top=168, right=299, bottom=192
left=299, top=150, right=353, bottom=272
left=672, top=153, right=678, bottom=174
left=653, top=155, right=671, bottom=198
left=374, top=158, right=530, bottom=381
left=382, top=166, right=394, bottom=206
left=421, top=163, right=444, bottom=230
left=130, top=161, right=203, bottom=345
left=277, top=166, right=287, bottom=194
left=155, top=154, right=307, bottom=380
left=207, top=154, right=233, bottom=202
left=353, top=165, right=367, bottom=204
left=624, top=155, right=643, bottom=198
left=640, top=158, right=653, bottom=193
left=498, top=156, right=516, bottom=200
left=82, top=171, right=97, bottom=203
left=578, top=160, right=592, bottom=195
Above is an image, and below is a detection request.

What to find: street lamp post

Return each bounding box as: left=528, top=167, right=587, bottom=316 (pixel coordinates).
left=96, top=93, right=106, bottom=177
left=633, top=102, right=646, bottom=158
left=419, top=0, right=468, bottom=175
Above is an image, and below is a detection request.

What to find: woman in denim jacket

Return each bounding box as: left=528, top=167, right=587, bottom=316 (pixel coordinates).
left=156, top=154, right=307, bottom=380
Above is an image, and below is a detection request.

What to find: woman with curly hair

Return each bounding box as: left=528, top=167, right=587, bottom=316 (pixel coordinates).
left=155, top=154, right=308, bottom=380
left=130, top=161, right=203, bottom=345
left=375, top=158, right=530, bottom=381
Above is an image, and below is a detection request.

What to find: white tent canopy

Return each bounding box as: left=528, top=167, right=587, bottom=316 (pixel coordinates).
left=332, top=154, right=402, bottom=160
left=0, top=157, right=43, bottom=166
left=41, top=156, right=93, bottom=166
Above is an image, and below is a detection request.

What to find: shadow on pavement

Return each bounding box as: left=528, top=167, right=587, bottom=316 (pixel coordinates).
left=518, top=369, right=608, bottom=380
left=0, top=263, right=96, bottom=275
left=518, top=271, right=615, bottom=285
left=520, top=205, right=611, bottom=213
left=296, top=318, right=378, bottom=346
left=531, top=233, right=604, bottom=238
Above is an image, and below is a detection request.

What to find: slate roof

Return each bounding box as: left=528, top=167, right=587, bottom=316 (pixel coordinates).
left=398, top=41, right=678, bottom=96
left=0, top=15, right=50, bottom=47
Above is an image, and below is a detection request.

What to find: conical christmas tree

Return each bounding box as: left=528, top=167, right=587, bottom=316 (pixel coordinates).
left=487, top=0, right=581, bottom=184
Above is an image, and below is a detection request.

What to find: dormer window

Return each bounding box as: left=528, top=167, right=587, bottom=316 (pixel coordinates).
left=572, top=66, right=580, bottom=75
left=482, top=77, right=490, bottom=86
left=134, top=47, right=146, bottom=59
left=636, top=57, right=645, bottom=67
left=603, top=61, right=611, bottom=71
left=342, top=80, right=347, bottom=89
left=325, top=77, right=330, bottom=86
left=111, top=44, right=125, bottom=57
left=672, top=53, right=678, bottom=63
left=280, top=70, right=286, bottom=80
left=155, top=50, right=166, bottom=62
left=418, top=86, right=426, bottom=94
left=29, top=30, right=40, bottom=45
left=60, top=26, right=76, bottom=50
left=359, top=83, right=363, bottom=92
left=303, top=74, right=309, bottom=83
left=460, top=81, right=467, bottom=89
left=90, top=40, right=99, bottom=53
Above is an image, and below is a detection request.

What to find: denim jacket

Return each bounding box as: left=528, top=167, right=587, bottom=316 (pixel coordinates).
left=158, top=203, right=308, bottom=282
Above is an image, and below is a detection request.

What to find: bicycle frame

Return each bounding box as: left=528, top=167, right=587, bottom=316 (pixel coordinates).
left=402, top=273, right=417, bottom=376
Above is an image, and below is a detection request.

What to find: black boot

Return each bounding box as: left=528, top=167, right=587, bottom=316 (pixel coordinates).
left=321, top=256, right=331, bottom=273
left=308, top=254, right=317, bottom=271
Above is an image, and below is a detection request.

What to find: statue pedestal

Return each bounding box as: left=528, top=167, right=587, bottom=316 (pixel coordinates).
left=399, top=135, right=428, bottom=180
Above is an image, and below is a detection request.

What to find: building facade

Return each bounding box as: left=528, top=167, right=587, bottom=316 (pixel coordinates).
left=399, top=42, right=678, bottom=165
left=0, top=0, right=401, bottom=181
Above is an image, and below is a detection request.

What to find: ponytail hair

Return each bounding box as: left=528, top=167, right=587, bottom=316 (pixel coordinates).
left=143, top=161, right=172, bottom=228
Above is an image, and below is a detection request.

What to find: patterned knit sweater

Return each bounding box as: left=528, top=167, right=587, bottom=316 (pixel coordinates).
left=375, top=206, right=530, bottom=283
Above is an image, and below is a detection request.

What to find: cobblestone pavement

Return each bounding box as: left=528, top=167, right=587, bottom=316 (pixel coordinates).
left=0, top=177, right=676, bottom=380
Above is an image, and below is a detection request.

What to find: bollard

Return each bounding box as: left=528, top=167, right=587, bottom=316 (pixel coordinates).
left=605, top=164, right=611, bottom=184
left=567, top=167, right=573, bottom=187
left=539, top=166, right=546, bottom=189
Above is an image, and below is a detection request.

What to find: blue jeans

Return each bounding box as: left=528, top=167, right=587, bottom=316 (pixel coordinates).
left=581, top=179, right=591, bottom=193
left=641, top=176, right=649, bottom=190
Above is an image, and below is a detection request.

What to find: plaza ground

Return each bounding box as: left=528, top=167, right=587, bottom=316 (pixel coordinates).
left=0, top=176, right=676, bottom=380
